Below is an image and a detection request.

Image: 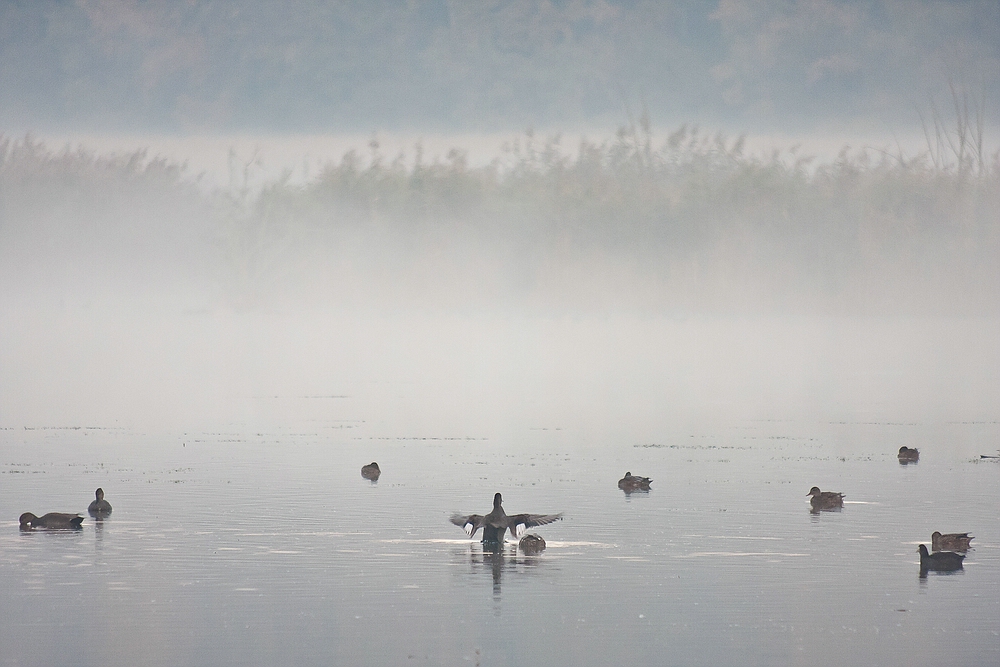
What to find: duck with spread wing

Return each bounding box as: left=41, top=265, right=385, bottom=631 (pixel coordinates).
left=451, top=493, right=562, bottom=543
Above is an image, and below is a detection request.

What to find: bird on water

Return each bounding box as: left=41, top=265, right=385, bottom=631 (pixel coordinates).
left=931, top=531, right=973, bottom=552
left=897, top=446, right=919, bottom=463
left=361, top=462, right=381, bottom=481
left=88, top=488, right=112, bottom=515
left=618, top=472, right=652, bottom=492
left=917, top=544, right=965, bottom=572
left=807, top=486, right=844, bottom=510
left=19, top=512, right=84, bottom=530
left=451, top=493, right=562, bottom=543
left=518, top=534, right=546, bottom=555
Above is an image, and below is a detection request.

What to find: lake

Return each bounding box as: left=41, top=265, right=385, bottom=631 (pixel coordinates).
left=2, top=315, right=999, bottom=666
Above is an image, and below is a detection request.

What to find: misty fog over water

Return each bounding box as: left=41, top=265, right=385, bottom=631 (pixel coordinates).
left=2, top=120, right=998, bottom=430
left=3, top=3, right=1000, bottom=666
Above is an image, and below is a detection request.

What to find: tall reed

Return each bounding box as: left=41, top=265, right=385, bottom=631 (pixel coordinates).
left=3, top=125, right=997, bottom=313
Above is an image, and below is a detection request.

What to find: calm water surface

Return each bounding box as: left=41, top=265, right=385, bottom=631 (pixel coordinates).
left=2, top=416, right=998, bottom=667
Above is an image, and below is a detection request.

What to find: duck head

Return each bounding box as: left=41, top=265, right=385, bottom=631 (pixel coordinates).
left=807, top=487, right=822, bottom=497
left=493, top=493, right=503, bottom=508
left=19, top=512, right=37, bottom=527
left=95, top=488, right=105, bottom=501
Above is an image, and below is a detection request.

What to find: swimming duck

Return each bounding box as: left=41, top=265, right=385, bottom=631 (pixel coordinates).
left=618, top=472, right=652, bottom=492
left=451, top=493, right=562, bottom=543
left=918, top=544, right=964, bottom=571
left=897, top=446, right=919, bottom=463
left=88, top=488, right=112, bottom=515
left=518, top=533, right=546, bottom=555
left=807, top=487, right=844, bottom=510
left=19, top=512, right=84, bottom=530
left=361, top=462, right=381, bottom=481
left=932, top=531, right=973, bottom=552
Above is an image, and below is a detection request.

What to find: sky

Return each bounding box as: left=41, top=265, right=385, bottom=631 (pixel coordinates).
left=1, top=0, right=997, bottom=136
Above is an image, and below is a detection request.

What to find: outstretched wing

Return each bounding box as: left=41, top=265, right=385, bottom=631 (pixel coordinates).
left=450, top=513, right=484, bottom=537
left=507, top=513, right=563, bottom=538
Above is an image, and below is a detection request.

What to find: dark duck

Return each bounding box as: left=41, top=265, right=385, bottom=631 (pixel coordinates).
left=618, top=472, right=652, bottom=492
left=361, top=462, right=381, bottom=481
left=918, top=544, right=965, bottom=573
left=19, top=512, right=84, bottom=530
left=518, top=534, right=546, bottom=555
left=451, top=493, right=562, bottom=544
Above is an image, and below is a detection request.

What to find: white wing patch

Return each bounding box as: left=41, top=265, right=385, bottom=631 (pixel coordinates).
left=512, top=522, right=527, bottom=538
left=463, top=522, right=475, bottom=536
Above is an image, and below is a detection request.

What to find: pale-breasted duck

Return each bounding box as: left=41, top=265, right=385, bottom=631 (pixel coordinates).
left=931, top=532, right=973, bottom=552
left=88, top=488, right=112, bottom=515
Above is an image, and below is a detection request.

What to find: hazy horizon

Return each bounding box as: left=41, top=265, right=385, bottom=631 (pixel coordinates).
left=2, top=0, right=998, bottom=428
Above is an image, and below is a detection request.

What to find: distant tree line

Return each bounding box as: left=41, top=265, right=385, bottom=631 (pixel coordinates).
left=1, top=1, right=998, bottom=133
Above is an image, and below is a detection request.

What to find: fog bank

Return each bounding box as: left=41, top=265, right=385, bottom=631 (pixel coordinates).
left=2, top=130, right=998, bottom=430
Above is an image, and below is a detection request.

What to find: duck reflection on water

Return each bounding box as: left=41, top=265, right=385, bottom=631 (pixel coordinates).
left=461, top=538, right=548, bottom=600
left=94, top=515, right=105, bottom=548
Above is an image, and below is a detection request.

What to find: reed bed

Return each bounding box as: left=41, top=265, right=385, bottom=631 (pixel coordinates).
left=2, top=125, right=998, bottom=314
